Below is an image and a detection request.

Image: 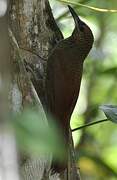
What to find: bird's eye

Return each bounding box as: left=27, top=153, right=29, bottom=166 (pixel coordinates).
left=80, top=21, right=85, bottom=32
left=80, top=25, right=84, bottom=32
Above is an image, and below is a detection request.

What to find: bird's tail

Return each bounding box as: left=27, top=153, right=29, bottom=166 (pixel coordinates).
left=51, top=127, right=69, bottom=174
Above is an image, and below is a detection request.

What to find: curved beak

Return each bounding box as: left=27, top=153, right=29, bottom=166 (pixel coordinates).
left=68, top=5, right=83, bottom=31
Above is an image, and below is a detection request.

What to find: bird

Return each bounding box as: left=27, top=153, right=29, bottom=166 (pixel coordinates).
left=45, top=5, right=94, bottom=173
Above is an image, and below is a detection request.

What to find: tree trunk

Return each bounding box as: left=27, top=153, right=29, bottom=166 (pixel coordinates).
left=8, top=0, right=81, bottom=179
left=0, top=1, right=20, bottom=179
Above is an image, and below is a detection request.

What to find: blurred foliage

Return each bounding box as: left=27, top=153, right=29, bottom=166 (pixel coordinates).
left=49, top=0, right=117, bottom=179
left=12, top=108, right=66, bottom=162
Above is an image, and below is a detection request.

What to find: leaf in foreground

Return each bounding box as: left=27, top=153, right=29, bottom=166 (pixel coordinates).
left=12, top=109, right=65, bottom=161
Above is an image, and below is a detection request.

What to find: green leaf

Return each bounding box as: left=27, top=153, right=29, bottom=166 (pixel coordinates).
left=100, top=105, right=117, bottom=123
left=12, top=108, right=66, bottom=160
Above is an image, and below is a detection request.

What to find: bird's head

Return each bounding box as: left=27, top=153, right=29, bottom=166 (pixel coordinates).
left=68, top=5, right=94, bottom=51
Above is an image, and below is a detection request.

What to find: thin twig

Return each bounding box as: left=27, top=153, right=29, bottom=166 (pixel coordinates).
left=72, top=119, right=109, bottom=132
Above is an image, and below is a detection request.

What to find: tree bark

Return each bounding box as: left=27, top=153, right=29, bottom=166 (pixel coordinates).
left=0, top=1, right=20, bottom=179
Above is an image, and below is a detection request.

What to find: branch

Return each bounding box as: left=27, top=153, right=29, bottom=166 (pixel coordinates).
left=72, top=119, right=108, bottom=132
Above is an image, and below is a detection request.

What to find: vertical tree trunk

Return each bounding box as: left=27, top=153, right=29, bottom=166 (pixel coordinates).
left=0, top=1, right=20, bottom=179
left=8, top=0, right=81, bottom=179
